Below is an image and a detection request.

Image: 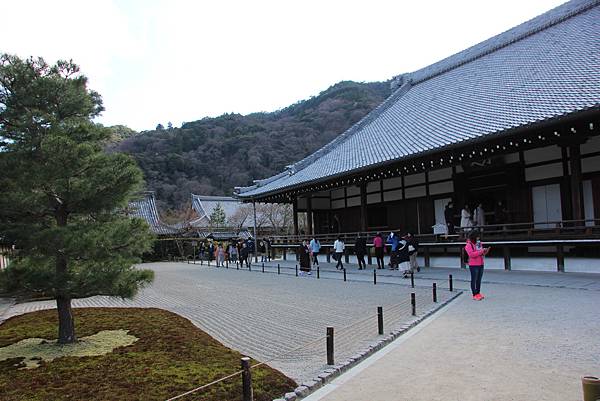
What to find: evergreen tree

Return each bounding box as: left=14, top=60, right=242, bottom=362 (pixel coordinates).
left=209, top=203, right=226, bottom=228
left=0, top=54, right=154, bottom=344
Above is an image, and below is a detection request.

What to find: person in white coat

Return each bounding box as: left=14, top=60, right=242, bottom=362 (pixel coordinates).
left=333, top=236, right=345, bottom=270
left=461, top=205, right=473, bottom=231
left=474, top=203, right=486, bottom=228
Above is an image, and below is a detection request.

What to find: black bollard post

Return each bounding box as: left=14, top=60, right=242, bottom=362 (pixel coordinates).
left=317, top=265, right=320, bottom=279
left=373, top=269, right=377, bottom=285
left=201, top=259, right=203, bottom=266
left=241, top=357, right=253, bottom=401
left=237, top=262, right=239, bottom=270
left=449, top=274, right=453, bottom=292
left=433, top=283, right=437, bottom=303
left=326, top=327, right=334, bottom=365
left=249, top=262, right=251, bottom=272
left=226, top=260, right=229, bottom=269
left=377, top=306, right=384, bottom=335
left=295, top=264, right=298, bottom=277
left=277, top=263, right=280, bottom=275
left=343, top=268, right=347, bottom=282
left=411, top=271, right=415, bottom=288
left=262, top=263, right=264, bottom=273
left=411, top=293, right=416, bottom=316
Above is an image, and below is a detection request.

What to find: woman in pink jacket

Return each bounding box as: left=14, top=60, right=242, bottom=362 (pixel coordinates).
left=465, top=231, right=490, bottom=300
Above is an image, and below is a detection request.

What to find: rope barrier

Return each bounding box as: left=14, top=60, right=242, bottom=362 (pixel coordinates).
left=165, top=369, right=244, bottom=401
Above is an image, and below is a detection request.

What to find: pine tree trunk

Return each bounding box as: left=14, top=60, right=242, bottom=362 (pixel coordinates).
left=55, top=207, right=76, bottom=344
left=56, top=296, right=76, bottom=344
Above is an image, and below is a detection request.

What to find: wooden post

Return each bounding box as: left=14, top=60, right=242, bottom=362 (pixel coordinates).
left=241, top=357, right=253, bottom=401
left=292, top=198, right=299, bottom=236
left=557, top=244, right=565, bottom=272
left=503, top=246, right=511, bottom=271
left=460, top=247, right=466, bottom=269
left=360, top=183, right=368, bottom=232
left=411, top=293, right=416, bottom=316
left=570, top=144, right=583, bottom=222
left=326, top=327, right=334, bottom=365
left=283, top=247, right=287, bottom=260
left=433, top=283, right=437, bottom=303
left=252, top=200, right=258, bottom=263
left=306, top=196, right=313, bottom=236
left=377, top=306, right=384, bottom=335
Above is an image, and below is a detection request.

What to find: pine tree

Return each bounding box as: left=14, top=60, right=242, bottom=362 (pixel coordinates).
left=0, top=54, right=155, bottom=344
left=209, top=203, right=227, bottom=228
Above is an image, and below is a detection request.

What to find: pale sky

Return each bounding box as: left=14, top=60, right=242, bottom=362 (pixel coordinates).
left=2, top=0, right=566, bottom=131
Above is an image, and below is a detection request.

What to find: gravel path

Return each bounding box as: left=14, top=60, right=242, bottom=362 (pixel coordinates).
left=3, top=262, right=450, bottom=383
left=305, top=280, right=600, bottom=401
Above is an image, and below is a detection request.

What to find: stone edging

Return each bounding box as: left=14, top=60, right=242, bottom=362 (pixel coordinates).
left=0, top=298, right=16, bottom=325
left=273, top=290, right=464, bottom=401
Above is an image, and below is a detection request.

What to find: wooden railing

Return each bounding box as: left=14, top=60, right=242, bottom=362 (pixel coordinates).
left=267, top=218, right=600, bottom=246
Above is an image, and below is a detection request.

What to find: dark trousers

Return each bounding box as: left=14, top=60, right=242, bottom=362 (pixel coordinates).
left=312, top=251, right=319, bottom=265
left=240, top=256, right=249, bottom=268
left=356, top=253, right=366, bottom=269
left=335, top=252, right=344, bottom=269
left=375, top=248, right=384, bottom=269
left=469, top=265, right=484, bottom=295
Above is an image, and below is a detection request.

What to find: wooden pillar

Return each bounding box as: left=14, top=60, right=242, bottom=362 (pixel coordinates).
left=557, top=244, right=565, bottom=272
left=292, top=198, right=299, bottom=236
left=306, top=196, right=313, bottom=236
left=360, top=183, right=368, bottom=232
left=367, top=247, right=373, bottom=265
left=570, top=144, right=583, bottom=222
left=503, top=246, right=511, bottom=271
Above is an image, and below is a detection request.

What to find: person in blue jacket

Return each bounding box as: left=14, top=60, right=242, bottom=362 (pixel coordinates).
left=387, top=232, right=400, bottom=269
left=309, top=236, right=321, bottom=266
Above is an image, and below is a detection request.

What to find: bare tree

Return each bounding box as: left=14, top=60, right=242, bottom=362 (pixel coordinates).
left=227, top=204, right=252, bottom=231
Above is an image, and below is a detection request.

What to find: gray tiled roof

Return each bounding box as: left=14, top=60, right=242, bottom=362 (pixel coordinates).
left=191, top=195, right=248, bottom=227
left=128, top=192, right=180, bottom=235
left=237, top=0, right=600, bottom=198
left=191, top=194, right=273, bottom=227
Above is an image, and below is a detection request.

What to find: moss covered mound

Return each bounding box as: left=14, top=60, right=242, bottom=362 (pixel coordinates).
left=0, top=308, right=296, bottom=401
left=0, top=329, right=138, bottom=369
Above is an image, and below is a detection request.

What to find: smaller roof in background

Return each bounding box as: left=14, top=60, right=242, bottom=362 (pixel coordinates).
left=128, top=192, right=181, bottom=235
left=191, top=194, right=272, bottom=227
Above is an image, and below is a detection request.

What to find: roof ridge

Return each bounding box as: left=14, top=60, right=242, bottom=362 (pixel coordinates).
left=191, top=194, right=237, bottom=201
left=235, top=80, right=413, bottom=195
left=409, top=0, right=600, bottom=85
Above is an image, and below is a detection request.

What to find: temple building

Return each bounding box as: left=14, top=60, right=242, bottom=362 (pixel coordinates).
left=235, top=0, right=600, bottom=241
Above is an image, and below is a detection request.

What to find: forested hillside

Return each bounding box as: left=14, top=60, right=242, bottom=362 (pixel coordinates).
left=115, top=80, right=391, bottom=210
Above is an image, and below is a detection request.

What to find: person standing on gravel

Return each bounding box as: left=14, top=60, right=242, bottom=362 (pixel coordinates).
left=309, top=236, right=321, bottom=266
left=373, top=232, right=385, bottom=269
left=299, top=240, right=311, bottom=276
left=355, top=234, right=367, bottom=270
left=465, top=231, right=490, bottom=300
left=333, top=236, right=345, bottom=270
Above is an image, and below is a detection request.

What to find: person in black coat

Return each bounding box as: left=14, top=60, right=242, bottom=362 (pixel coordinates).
left=355, top=235, right=367, bottom=270
left=299, top=240, right=311, bottom=275
left=239, top=243, right=250, bottom=268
